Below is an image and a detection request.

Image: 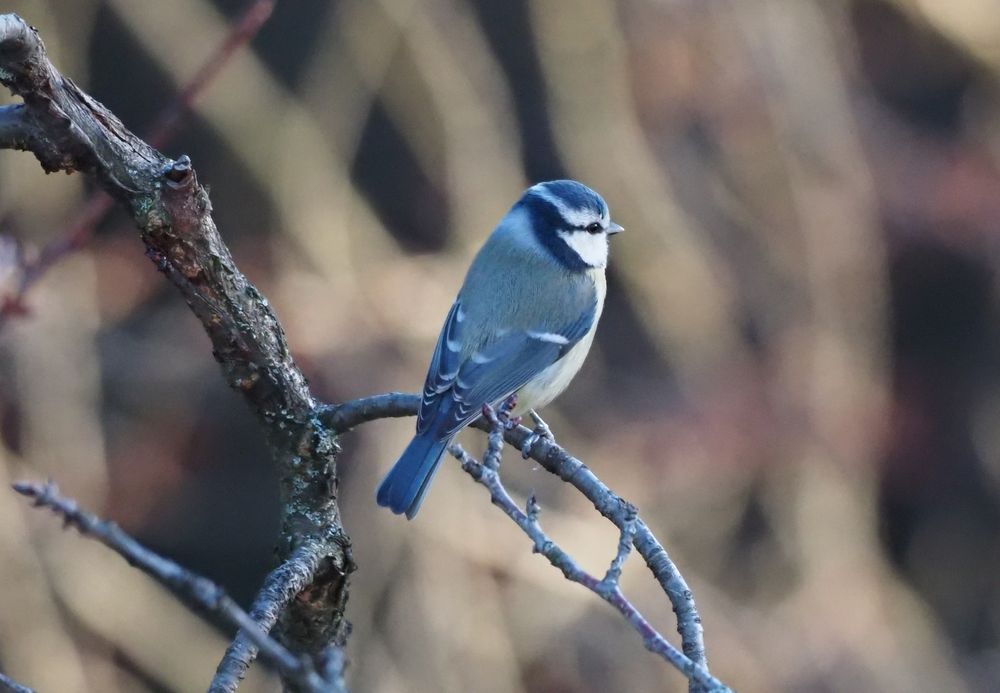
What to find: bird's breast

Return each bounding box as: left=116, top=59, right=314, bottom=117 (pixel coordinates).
left=516, top=329, right=596, bottom=412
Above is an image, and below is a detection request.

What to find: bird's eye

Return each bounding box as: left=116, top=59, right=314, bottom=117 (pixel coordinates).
left=585, top=222, right=602, bottom=234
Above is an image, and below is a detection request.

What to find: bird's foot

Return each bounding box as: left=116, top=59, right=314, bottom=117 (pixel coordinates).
left=521, top=409, right=554, bottom=459
left=482, top=396, right=522, bottom=430
left=499, top=394, right=521, bottom=429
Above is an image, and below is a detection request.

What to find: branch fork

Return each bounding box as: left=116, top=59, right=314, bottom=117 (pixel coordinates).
left=13, top=481, right=345, bottom=693
left=447, top=401, right=730, bottom=692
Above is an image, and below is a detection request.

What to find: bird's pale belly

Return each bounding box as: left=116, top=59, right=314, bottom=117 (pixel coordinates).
left=515, top=326, right=597, bottom=413
left=515, top=267, right=605, bottom=413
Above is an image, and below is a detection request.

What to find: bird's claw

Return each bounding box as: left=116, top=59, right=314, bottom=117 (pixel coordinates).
left=501, top=393, right=518, bottom=415
left=484, top=396, right=522, bottom=430
left=498, top=394, right=521, bottom=429
left=521, top=410, right=554, bottom=458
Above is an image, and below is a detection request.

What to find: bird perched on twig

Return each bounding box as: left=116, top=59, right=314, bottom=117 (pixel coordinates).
left=377, top=180, right=623, bottom=518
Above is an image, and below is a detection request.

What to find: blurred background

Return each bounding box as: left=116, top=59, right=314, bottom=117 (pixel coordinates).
left=1, top=0, right=999, bottom=691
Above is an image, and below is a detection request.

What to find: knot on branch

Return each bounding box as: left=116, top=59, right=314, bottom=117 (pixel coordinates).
left=163, top=154, right=193, bottom=186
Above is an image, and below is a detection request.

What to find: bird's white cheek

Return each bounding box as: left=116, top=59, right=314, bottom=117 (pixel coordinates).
left=558, top=231, right=608, bottom=268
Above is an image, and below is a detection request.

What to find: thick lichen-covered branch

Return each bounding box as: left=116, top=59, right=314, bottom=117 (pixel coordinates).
left=0, top=11, right=351, bottom=676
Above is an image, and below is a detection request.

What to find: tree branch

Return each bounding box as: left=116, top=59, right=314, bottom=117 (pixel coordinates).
left=446, top=402, right=730, bottom=692
left=13, top=481, right=346, bottom=693
left=0, top=9, right=352, bottom=681
left=319, top=392, right=709, bottom=675
left=320, top=392, right=419, bottom=432
left=0, top=0, right=275, bottom=329
left=209, top=543, right=324, bottom=693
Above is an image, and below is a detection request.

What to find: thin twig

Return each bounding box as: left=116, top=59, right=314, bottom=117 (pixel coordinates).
left=12, top=481, right=345, bottom=693
left=319, top=392, right=419, bottom=432
left=508, top=423, right=709, bottom=670
left=1, top=192, right=114, bottom=322
left=209, top=542, right=324, bottom=693
left=318, top=392, right=708, bottom=669
left=0, top=0, right=275, bottom=329
left=0, top=671, right=35, bottom=693
left=447, top=402, right=730, bottom=692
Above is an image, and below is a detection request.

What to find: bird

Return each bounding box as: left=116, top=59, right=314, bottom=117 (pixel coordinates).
left=376, top=180, right=623, bottom=519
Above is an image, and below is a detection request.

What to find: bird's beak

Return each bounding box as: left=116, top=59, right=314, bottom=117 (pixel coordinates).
left=607, top=222, right=624, bottom=236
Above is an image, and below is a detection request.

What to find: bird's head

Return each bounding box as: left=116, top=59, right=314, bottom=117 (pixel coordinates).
left=518, top=180, right=623, bottom=271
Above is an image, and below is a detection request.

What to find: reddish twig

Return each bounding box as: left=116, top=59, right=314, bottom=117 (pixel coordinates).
left=0, top=0, right=275, bottom=329
left=144, top=0, right=275, bottom=151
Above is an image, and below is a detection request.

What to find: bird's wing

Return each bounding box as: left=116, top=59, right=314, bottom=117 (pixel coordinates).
left=417, top=300, right=464, bottom=430
left=416, top=299, right=596, bottom=439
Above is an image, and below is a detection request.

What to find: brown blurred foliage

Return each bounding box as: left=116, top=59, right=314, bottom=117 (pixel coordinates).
left=1, top=0, right=1000, bottom=691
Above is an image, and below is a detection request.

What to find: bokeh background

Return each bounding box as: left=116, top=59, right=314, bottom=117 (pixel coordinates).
left=1, top=0, right=999, bottom=691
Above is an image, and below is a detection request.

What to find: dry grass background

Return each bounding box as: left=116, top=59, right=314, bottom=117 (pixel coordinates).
left=1, top=1, right=1000, bottom=691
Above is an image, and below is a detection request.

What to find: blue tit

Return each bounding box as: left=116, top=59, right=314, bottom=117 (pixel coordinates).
left=377, top=180, right=623, bottom=519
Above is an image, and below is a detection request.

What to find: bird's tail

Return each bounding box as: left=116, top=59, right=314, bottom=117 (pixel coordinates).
left=376, top=434, right=449, bottom=519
